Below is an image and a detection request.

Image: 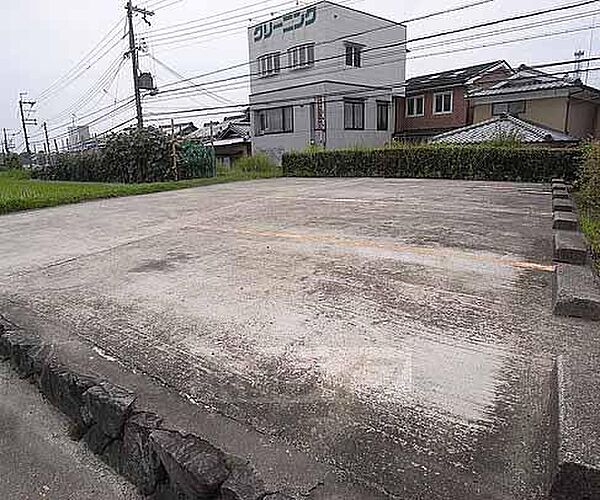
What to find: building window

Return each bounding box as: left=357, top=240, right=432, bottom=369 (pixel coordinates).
left=255, top=106, right=293, bottom=135
left=345, top=43, right=363, bottom=68
left=492, top=101, right=526, bottom=116
left=433, top=91, right=453, bottom=114
left=377, top=101, right=389, bottom=131
left=258, top=52, right=281, bottom=77
left=288, top=44, right=315, bottom=70
left=406, top=96, right=424, bottom=117
left=344, top=99, right=364, bottom=130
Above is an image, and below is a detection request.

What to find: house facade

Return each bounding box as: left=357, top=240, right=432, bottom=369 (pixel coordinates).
left=248, top=1, right=406, bottom=162
left=394, top=61, right=512, bottom=141
left=468, top=65, right=600, bottom=139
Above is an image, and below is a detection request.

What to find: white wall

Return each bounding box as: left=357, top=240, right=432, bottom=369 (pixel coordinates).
left=247, top=1, right=406, bottom=162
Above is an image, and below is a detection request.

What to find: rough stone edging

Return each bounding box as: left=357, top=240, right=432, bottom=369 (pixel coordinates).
left=0, top=323, right=289, bottom=500
left=551, top=182, right=600, bottom=321
left=550, top=355, right=600, bottom=498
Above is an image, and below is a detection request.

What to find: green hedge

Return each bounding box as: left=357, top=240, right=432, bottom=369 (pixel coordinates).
left=32, top=127, right=214, bottom=183
left=282, top=144, right=581, bottom=182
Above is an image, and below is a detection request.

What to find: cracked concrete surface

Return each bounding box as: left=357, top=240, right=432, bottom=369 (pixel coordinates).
left=1, top=178, right=599, bottom=499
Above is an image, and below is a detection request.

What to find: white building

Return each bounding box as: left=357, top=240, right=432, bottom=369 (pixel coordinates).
left=247, top=1, right=406, bottom=162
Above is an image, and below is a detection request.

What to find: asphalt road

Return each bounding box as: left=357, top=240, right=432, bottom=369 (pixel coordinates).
left=1, top=178, right=596, bottom=499
left=0, top=362, right=140, bottom=500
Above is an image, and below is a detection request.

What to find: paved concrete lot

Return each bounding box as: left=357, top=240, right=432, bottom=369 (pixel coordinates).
left=1, top=178, right=598, bottom=498
left=0, top=362, right=140, bottom=500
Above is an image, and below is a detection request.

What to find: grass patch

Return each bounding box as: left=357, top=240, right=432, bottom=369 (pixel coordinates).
left=0, top=163, right=281, bottom=215
left=577, top=204, right=600, bottom=272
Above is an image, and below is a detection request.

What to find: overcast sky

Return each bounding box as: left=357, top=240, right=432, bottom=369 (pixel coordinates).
left=1, top=0, right=598, bottom=151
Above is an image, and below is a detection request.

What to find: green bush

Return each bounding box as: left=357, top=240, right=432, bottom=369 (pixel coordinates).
left=282, top=143, right=580, bottom=182
left=1, top=153, right=22, bottom=171
left=578, top=142, right=600, bottom=211
left=231, top=153, right=280, bottom=175
left=32, top=127, right=214, bottom=183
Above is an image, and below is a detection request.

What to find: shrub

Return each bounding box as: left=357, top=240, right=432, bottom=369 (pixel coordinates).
left=231, top=153, right=279, bottom=175
left=1, top=153, right=22, bottom=171
left=282, top=143, right=580, bottom=183
left=578, top=142, right=600, bottom=212
left=32, top=127, right=214, bottom=183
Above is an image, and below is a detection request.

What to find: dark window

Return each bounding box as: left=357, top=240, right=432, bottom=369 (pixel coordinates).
left=344, top=99, right=364, bottom=130
left=255, top=106, right=293, bottom=135
left=288, top=43, right=315, bottom=70
left=433, top=91, right=453, bottom=114
left=492, top=101, right=526, bottom=116
left=345, top=44, right=362, bottom=67
left=377, top=101, right=389, bottom=131
left=258, top=52, right=281, bottom=77
left=406, top=96, right=424, bottom=117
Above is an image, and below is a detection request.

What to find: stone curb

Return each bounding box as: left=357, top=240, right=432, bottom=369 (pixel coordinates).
left=553, top=190, right=570, bottom=200
left=0, top=324, right=287, bottom=500
left=552, top=263, right=600, bottom=321
left=550, top=356, right=600, bottom=499
left=553, top=212, right=579, bottom=232
left=553, top=199, right=575, bottom=213
left=553, top=231, right=588, bottom=265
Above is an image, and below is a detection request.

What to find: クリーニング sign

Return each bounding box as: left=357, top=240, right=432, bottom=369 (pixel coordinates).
left=253, top=5, right=317, bottom=42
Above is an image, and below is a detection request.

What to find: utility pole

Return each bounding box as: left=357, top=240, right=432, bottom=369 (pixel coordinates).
left=54, top=138, right=59, bottom=154
left=3, top=128, right=9, bottom=154
left=126, top=1, right=154, bottom=129
left=19, top=94, right=36, bottom=156
left=43, top=122, right=51, bottom=158
left=574, top=50, right=585, bottom=79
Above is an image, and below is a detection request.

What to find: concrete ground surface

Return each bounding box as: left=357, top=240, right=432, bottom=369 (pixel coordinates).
left=0, top=362, right=141, bottom=500
left=1, top=178, right=599, bottom=499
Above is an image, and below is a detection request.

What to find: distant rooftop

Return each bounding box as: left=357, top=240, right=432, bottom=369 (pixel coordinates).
left=407, top=61, right=509, bottom=92
left=430, top=114, right=577, bottom=144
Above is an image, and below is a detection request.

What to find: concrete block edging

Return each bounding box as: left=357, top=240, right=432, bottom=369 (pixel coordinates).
left=0, top=324, right=287, bottom=500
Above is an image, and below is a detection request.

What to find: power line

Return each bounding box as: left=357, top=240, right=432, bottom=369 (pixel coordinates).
left=146, top=14, right=599, bottom=105
left=154, top=0, right=599, bottom=98
left=36, top=16, right=126, bottom=104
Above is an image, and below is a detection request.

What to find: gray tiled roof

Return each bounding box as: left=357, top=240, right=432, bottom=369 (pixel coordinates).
left=407, top=61, right=507, bottom=92
left=430, top=115, right=576, bottom=144
left=469, top=79, right=574, bottom=97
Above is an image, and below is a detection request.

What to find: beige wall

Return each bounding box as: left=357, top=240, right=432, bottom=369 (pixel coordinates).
left=472, top=97, right=568, bottom=131
left=472, top=104, right=492, bottom=123
left=567, top=98, right=597, bottom=139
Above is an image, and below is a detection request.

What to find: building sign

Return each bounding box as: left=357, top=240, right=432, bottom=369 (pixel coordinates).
left=253, top=6, right=317, bottom=42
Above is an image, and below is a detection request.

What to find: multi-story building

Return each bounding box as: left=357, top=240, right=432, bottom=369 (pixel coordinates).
left=248, top=1, right=406, bottom=162
left=394, top=61, right=512, bottom=141
left=468, top=65, right=600, bottom=139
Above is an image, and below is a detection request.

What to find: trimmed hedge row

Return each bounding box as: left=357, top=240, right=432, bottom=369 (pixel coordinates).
left=32, top=127, right=214, bottom=183
left=282, top=145, right=581, bottom=182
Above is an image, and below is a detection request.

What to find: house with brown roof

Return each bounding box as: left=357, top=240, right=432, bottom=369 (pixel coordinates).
left=468, top=65, right=600, bottom=139
left=394, top=61, right=513, bottom=141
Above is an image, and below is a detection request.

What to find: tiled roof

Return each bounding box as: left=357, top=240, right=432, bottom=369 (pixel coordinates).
left=430, top=115, right=576, bottom=144
left=185, top=120, right=250, bottom=142
left=469, top=79, right=574, bottom=97
left=406, top=61, right=507, bottom=92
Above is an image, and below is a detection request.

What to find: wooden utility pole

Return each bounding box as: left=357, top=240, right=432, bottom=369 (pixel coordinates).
left=54, top=138, right=59, bottom=154
left=43, top=122, right=51, bottom=157
left=2, top=128, right=9, bottom=154
left=19, top=95, right=36, bottom=155
left=126, top=1, right=154, bottom=129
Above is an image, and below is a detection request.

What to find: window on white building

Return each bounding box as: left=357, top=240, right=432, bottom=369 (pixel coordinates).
left=492, top=101, right=526, bottom=116
left=258, top=52, right=281, bottom=77
left=377, top=101, right=389, bottom=131
left=344, top=99, right=365, bottom=130
left=345, top=43, right=363, bottom=68
left=255, top=106, right=294, bottom=135
left=433, top=91, right=453, bottom=114
left=288, top=44, right=315, bottom=70
left=406, top=96, right=424, bottom=117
